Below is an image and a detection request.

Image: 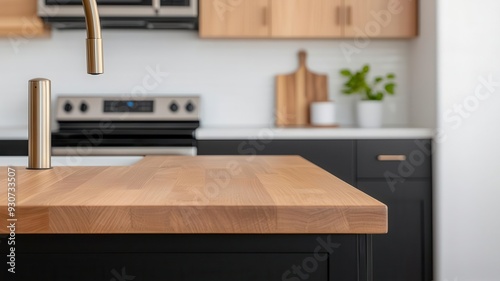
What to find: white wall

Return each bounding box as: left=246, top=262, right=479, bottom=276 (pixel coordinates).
left=437, top=0, right=500, bottom=280
left=409, top=0, right=436, bottom=128
left=0, top=30, right=411, bottom=129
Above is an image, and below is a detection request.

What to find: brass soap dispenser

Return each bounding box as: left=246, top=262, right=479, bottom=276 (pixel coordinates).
left=27, top=0, right=103, bottom=169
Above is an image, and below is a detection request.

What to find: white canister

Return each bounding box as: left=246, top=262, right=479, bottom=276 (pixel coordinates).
left=310, top=101, right=336, bottom=126
left=357, top=100, right=383, bottom=128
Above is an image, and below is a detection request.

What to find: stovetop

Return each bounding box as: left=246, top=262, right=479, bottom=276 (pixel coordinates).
left=55, top=96, right=200, bottom=123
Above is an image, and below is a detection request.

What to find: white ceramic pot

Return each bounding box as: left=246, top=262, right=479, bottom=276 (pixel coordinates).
left=310, top=101, right=336, bottom=126
left=357, top=100, right=383, bottom=128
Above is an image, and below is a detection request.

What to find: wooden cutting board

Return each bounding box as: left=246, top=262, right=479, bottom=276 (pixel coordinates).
left=275, top=51, right=329, bottom=127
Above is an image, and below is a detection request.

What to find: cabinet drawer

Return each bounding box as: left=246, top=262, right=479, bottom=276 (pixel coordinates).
left=357, top=140, right=432, bottom=179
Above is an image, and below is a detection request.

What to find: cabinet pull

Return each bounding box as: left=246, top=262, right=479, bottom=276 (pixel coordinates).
left=377, top=155, right=407, bottom=161
left=346, top=6, right=352, bottom=25
left=263, top=7, right=268, bottom=26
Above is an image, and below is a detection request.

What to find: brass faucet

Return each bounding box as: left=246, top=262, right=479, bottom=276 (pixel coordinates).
left=28, top=0, right=103, bottom=169
left=83, top=0, right=103, bottom=75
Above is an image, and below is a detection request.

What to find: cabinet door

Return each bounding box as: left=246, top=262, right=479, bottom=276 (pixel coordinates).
left=199, top=0, right=270, bottom=38
left=2, top=234, right=358, bottom=281
left=197, top=140, right=355, bottom=185
left=356, top=180, right=432, bottom=281
left=0, top=0, right=48, bottom=37
left=343, top=0, right=418, bottom=38
left=271, top=0, right=343, bottom=38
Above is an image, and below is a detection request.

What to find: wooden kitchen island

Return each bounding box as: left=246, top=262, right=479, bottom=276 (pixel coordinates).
left=0, top=156, right=387, bottom=280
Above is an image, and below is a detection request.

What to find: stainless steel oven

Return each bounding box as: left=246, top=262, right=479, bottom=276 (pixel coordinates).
left=51, top=96, right=200, bottom=157
left=38, top=0, right=198, bottom=29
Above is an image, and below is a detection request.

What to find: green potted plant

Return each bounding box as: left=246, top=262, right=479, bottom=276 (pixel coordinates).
left=340, top=65, right=396, bottom=128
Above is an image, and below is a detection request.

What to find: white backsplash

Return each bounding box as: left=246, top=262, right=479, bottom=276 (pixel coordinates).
left=0, top=30, right=410, bottom=128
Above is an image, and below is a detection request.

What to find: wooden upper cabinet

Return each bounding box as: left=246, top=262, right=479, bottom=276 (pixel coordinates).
left=0, top=0, right=49, bottom=37
left=343, top=0, right=418, bottom=38
left=271, top=0, right=342, bottom=38
left=199, top=0, right=271, bottom=38
left=198, top=0, right=418, bottom=39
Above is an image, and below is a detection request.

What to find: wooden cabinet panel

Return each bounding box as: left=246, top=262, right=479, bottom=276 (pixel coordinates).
left=199, top=0, right=270, bottom=38
left=0, top=0, right=49, bottom=37
left=199, top=0, right=417, bottom=39
left=271, top=0, right=342, bottom=38
left=0, top=0, right=37, bottom=17
left=344, top=0, right=418, bottom=38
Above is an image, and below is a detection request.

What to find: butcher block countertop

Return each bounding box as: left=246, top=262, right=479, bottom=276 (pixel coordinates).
left=0, top=156, right=387, bottom=234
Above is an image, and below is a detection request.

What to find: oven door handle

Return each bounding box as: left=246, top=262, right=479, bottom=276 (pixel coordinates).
left=52, top=147, right=197, bottom=156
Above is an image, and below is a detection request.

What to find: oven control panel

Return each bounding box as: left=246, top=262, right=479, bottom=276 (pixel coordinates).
left=56, top=96, right=200, bottom=121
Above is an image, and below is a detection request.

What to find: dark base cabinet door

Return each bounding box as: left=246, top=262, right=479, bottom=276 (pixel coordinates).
left=1, top=234, right=359, bottom=281
left=11, top=253, right=329, bottom=280
left=356, top=180, right=433, bottom=281
left=198, top=140, right=356, bottom=185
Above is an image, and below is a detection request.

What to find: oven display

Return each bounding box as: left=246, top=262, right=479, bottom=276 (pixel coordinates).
left=104, top=100, right=154, bottom=113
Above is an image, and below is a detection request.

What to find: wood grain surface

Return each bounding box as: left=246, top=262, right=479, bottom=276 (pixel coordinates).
left=0, top=0, right=50, bottom=37
left=276, top=51, right=329, bottom=127
left=199, top=0, right=270, bottom=38
left=0, top=156, right=387, bottom=234
left=271, top=0, right=343, bottom=38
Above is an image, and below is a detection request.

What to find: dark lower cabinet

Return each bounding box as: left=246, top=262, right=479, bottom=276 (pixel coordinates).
left=0, top=140, right=28, bottom=156
left=14, top=253, right=329, bottom=280
left=198, top=138, right=433, bottom=281
left=0, top=138, right=432, bottom=280
left=198, top=140, right=356, bottom=185
left=1, top=234, right=360, bottom=281
left=356, top=139, right=433, bottom=281
left=356, top=180, right=433, bottom=281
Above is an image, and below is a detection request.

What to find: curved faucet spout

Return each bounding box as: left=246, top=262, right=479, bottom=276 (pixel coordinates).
left=82, top=0, right=103, bottom=75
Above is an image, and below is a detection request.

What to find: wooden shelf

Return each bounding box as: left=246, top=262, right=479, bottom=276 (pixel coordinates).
left=0, top=0, right=50, bottom=37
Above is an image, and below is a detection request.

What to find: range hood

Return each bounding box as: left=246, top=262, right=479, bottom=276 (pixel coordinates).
left=38, top=0, right=198, bottom=30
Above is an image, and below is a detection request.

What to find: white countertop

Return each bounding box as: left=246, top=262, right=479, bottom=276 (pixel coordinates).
left=196, top=127, right=435, bottom=140
left=0, top=127, right=27, bottom=140
left=0, top=126, right=435, bottom=141
left=0, top=156, right=143, bottom=166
